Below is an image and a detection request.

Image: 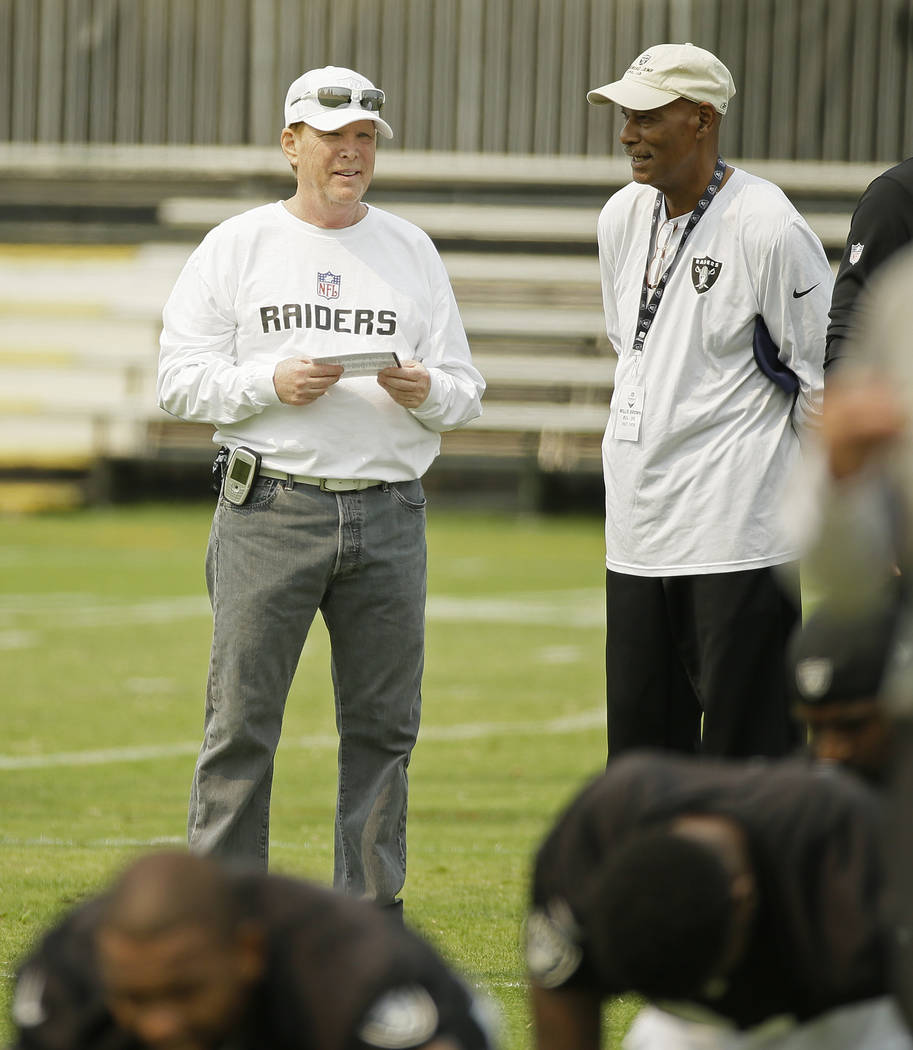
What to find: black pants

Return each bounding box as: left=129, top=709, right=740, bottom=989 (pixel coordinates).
left=605, top=566, right=801, bottom=759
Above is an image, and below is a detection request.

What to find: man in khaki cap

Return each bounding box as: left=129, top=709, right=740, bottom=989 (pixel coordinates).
left=588, top=44, right=832, bottom=762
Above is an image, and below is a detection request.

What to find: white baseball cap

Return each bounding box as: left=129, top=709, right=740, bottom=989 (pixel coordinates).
left=587, top=43, right=736, bottom=115
left=284, top=65, right=394, bottom=139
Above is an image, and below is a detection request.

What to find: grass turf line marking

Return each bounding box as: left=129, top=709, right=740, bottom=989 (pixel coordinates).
left=0, top=589, right=605, bottom=646
left=0, top=710, right=604, bottom=771
left=0, top=835, right=184, bottom=848
left=0, top=742, right=202, bottom=770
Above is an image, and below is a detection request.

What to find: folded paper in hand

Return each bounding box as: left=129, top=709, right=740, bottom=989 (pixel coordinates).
left=312, top=351, right=401, bottom=376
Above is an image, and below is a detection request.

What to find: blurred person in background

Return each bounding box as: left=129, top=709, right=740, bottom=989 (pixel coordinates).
left=786, top=590, right=900, bottom=785
left=785, top=244, right=913, bottom=1038
left=587, top=43, right=831, bottom=760
left=525, top=751, right=910, bottom=1049
left=826, top=157, right=913, bottom=376
left=156, top=65, right=484, bottom=914
left=10, top=851, right=496, bottom=1050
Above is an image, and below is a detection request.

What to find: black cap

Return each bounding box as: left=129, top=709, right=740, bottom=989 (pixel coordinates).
left=788, top=594, right=901, bottom=706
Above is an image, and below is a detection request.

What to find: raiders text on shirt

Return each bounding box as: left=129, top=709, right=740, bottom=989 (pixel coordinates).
left=260, top=303, right=397, bottom=336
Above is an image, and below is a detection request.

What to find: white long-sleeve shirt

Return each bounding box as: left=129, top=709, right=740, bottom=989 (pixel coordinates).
left=158, top=202, right=484, bottom=481
left=598, top=168, right=831, bottom=576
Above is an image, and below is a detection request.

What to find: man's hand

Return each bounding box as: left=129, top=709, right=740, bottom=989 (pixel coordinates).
left=273, top=357, right=344, bottom=405
left=822, top=372, right=908, bottom=480
left=377, top=360, right=431, bottom=409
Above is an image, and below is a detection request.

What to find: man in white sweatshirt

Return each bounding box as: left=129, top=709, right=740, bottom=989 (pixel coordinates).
left=157, top=65, right=484, bottom=914
left=588, top=43, right=831, bottom=760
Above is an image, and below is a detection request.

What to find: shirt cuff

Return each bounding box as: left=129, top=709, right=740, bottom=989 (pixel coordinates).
left=247, top=363, right=282, bottom=407
left=409, top=368, right=444, bottom=420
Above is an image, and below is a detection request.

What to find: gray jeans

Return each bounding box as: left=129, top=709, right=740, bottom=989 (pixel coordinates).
left=187, top=474, right=426, bottom=905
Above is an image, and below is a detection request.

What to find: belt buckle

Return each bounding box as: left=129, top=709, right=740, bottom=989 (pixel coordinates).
left=319, top=478, right=354, bottom=492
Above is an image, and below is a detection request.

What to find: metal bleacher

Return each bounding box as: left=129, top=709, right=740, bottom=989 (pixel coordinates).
left=0, top=144, right=879, bottom=510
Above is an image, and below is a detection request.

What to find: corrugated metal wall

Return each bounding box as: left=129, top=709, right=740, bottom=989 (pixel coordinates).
left=2, top=0, right=913, bottom=161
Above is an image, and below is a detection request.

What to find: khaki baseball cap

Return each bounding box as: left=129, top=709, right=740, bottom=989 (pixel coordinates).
left=587, top=43, right=736, bottom=115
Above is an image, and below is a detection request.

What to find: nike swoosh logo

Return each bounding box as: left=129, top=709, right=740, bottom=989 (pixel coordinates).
left=792, top=284, right=819, bottom=298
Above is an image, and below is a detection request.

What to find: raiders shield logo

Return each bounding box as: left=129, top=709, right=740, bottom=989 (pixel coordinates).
left=692, top=256, right=722, bottom=293
left=525, top=899, right=583, bottom=989
left=795, top=657, right=834, bottom=699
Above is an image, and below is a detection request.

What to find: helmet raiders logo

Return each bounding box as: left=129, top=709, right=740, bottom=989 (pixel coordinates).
left=795, top=657, right=834, bottom=699
left=691, top=256, right=722, bottom=293
left=525, top=898, right=583, bottom=989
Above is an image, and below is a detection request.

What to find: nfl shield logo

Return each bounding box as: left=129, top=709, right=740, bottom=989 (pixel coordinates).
left=317, top=271, right=341, bottom=300
left=691, top=256, right=722, bottom=293
left=849, top=242, right=864, bottom=266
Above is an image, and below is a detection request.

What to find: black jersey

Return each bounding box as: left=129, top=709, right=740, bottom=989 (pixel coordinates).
left=827, top=158, right=913, bottom=371
left=527, top=752, right=886, bottom=1029
left=11, top=874, right=492, bottom=1050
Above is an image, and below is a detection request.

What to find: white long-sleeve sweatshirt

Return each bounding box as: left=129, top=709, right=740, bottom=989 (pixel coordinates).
left=158, top=202, right=484, bottom=481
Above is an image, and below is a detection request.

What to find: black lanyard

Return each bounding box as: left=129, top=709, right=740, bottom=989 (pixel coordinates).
left=632, top=156, right=726, bottom=357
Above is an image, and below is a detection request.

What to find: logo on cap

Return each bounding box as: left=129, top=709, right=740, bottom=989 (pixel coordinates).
left=627, top=52, right=653, bottom=77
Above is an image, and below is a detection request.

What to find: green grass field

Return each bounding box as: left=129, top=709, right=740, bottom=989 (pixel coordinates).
left=0, top=500, right=642, bottom=1049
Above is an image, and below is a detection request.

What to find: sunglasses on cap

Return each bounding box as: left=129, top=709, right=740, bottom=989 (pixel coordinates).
left=292, top=86, right=385, bottom=112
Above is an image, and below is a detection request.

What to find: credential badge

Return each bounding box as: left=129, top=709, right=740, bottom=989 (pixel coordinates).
left=849, top=242, right=864, bottom=266
left=691, top=256, right=723, bottom=294
left=317, top=271, right=341, bottom=300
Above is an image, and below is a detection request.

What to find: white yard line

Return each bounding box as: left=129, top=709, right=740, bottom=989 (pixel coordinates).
left=0, top=835, right=184, bottom=848
left=0, top=594, right=211, bottom=630
left=0, top=709, right=604, bottom=771
left=0, top=742, right=202, bottom=770
left=0, top=837, right=533, bottom=857
left=0, top=590, right=605, bottom=647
